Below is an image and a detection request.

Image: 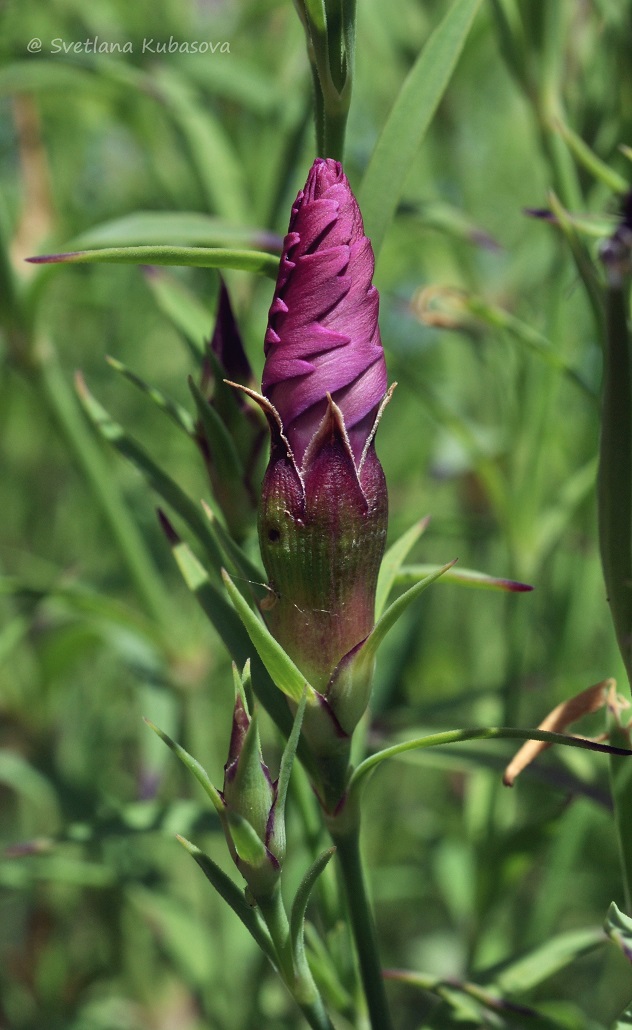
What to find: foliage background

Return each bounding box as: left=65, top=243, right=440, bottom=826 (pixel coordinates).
left=1, top=0, right=632, bottom=1027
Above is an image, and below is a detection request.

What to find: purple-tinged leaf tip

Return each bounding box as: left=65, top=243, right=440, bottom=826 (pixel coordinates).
left=157, top=508, right=180, bottom=545
left=26, top=251, right=84, bottom=264
left=523, top=207, right=556, bottom=222
left=498, top=578, right=533, bottom=592
left=262, top=158, right=387, bottom=468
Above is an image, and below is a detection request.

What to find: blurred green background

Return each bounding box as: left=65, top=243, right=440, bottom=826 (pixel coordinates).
left=2, top=0, right=632, bottom=1027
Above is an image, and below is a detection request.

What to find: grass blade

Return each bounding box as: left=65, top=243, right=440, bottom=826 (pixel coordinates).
left=359, top=0, right=483, bottom=256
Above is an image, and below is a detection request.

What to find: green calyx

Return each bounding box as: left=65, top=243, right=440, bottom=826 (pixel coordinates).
left=259, top=399, right=388, bottom=710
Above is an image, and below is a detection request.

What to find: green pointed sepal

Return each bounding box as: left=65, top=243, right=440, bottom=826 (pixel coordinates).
left=326, top=559, right=457, bottom=734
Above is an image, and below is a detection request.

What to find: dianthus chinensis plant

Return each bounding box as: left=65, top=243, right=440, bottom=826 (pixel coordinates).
left=7, top=0, right=632, bottom=1027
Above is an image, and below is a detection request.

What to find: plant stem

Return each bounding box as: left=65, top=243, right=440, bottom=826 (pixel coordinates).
left=321, top=104, right=348, bottom=162
left=258, top=888, right=335, bottom=1030
left=610, top=736, right=632, bottom=913
left=328, top=816, right=394, bottom=1030
left=598, top=266, right=632, bottom=909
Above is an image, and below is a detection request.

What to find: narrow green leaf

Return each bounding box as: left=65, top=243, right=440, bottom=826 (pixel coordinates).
left=166, top=532, right=256, bottom=663
left=199, top=500, right=267, bottom=596
left=152, top=67, right=249, bottom=225
left=176, top=835, right=276, bottom=961
left=28, top=245, right=280, bottom=278
left=303, top=0, right=327, bottom=34
left=157, top=519, right=295, bottom=737
left=413, top=381, right=508, bottom=523
left=107, top=356, right=195, bottom=436
left=290, top=847, right=336, bottom=967
left=75, top=374, right=225, bottom=572
left=35, top=348, right=169, bottom=626
left=349, top=726, right=632, bottom=795
left=275, top=691, right=308, bottom=830
left=188, top=377, right=247, bottom=487
left=487, top=927, right=605, bottom=993
left=412, top=199, right=501, bottom=249
left=396, top=563, right=532, bottom=593
left=553, top=119, right=629, bottom=195
left=548, top=192, right=604, bottom=334
left=375, top=516, right=430, bottom=618
left=359, top=0, right=483, bottom=255
left=222, top=569, right=316, bottom=705
left=144, top=719, right=225, bottom=816
left=534, top=458, right=598, bottom=561
left=461, top=293, right=595, bottom=398
left=389, top=969, right=568, bottom=1028
left=68, top=211, right=282, bottom=252
left=359, top=560, right=457, bottom=671
left=143, top=268, right=212, bottom=358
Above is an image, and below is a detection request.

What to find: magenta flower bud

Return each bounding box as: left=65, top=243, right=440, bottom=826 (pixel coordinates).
left=262, top=158, right=387, bottom=470
left=249, top=159, right=391, bottom=746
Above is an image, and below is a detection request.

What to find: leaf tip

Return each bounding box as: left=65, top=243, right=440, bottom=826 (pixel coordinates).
left=503, top=579, right=534, bottom=593
left=157, top=508, right=180, bottom=545
left=175, top=833, right=197, bottom=854
left=26, top=250, right=82, bottom=264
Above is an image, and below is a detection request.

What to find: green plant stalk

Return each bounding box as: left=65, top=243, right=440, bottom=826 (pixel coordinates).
left=599, top=274, right=632, bottom=911
left=257, top=888, right=335, bottom=1030
left=327, top=810, right=394, bottom=1030
left=598, top=281, right=632, bottom=690
left=293, top=0, right=353, bottom=161
left=610, top=720, right=632, bottom=914
left=321, top=101, right=349, bottom=163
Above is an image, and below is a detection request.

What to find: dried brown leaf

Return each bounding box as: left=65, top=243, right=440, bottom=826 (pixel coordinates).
left=503, top=679, right=615, bottom=786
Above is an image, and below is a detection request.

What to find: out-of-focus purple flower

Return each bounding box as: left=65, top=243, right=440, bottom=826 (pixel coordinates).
left=262, top=158, right=387, bottom=469
left=193, top=279, right=266, bottom=541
